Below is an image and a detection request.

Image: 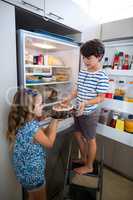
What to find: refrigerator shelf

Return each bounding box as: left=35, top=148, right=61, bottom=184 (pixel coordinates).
left=26, top=73, right=50, bottom=76
left=100, top=98, right=133, bottom=114
left=26, top=81, right=71, bottom=86
left=25, top=64, right=70, bottom=69
left=105, top=69, right=133, bottom=77
left=97, top=123, right=133, bottom=147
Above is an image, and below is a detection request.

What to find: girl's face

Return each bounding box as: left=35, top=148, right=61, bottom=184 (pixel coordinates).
left=83, top=55, right=101, bottom=70
left=34, top=95, right=43, bottom=117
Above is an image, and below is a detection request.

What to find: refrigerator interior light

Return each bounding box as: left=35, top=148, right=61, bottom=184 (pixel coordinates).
left=32, top=43, right=56, bottom=49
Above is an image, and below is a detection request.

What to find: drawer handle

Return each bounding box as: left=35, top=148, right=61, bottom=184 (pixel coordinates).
left=21, top=1, right=44, bottom=11
left=47, top=12, right=64, bottom=20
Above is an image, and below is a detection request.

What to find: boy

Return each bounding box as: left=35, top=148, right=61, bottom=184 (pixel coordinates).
left=63, top=39, right=109, bottom=174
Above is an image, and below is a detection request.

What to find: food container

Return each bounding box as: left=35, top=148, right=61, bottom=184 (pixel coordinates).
left=42, top=76, right=53, bottom=82
left=124, top=115, right=133, bottom=133
left=114, top=80, right=126, bottom=101
left=98, top=108, right=110, bottom=125
left=125, top=82, right=133, bottom=103
left=105, top=79, right=115, bottom=99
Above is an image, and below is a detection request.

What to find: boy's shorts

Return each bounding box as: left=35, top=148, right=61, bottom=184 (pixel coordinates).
left=74, top=110, right=99, bottom=139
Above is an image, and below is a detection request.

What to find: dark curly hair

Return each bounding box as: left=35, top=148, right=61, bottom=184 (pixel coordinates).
left=80, top=39, right=105, bottom=61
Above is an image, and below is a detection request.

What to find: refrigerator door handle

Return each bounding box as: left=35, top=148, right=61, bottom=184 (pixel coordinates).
left=21, top=1, right=44, bottom=11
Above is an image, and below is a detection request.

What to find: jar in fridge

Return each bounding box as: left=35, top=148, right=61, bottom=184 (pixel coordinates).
left=98, top=108, right=110, bottom=125
left=114, top=80, right=126, bottom=101
left=125, top=82, right=133, bottom=102
left=109, top=111, right=120, bottom=128
left=115, top=115, right=124, bottom=131
left=124, top=114, right=133, bottom=133
left=105, top=79, right=115, bottom=98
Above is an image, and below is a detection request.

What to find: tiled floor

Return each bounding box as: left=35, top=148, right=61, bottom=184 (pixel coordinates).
left=103, top=168, right=133, bottom=200
left=71, top=167, right=133, bottom=200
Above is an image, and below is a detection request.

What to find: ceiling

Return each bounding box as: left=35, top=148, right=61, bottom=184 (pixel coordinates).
left=73, top=0, right=133, bottom=23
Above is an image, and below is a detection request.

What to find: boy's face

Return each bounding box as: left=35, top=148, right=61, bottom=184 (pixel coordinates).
left=83, top=55, right=100, bottom=69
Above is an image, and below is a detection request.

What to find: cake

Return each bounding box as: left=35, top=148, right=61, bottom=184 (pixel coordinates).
left=52, top=103, right=74, bottom=119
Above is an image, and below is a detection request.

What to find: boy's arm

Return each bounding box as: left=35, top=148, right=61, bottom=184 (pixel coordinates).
left=79, top=93, right=105, bottom=113
left=85, top=93, right=105, bottom=105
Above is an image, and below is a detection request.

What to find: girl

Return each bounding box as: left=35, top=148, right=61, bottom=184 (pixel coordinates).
left=6, top=88, right=59, bottom=200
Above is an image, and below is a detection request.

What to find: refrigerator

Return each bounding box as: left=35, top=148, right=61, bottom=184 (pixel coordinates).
left=17, top=29, right=81, bottom=199
left=96, top=38, right=133, bottom=179
left=17, top=29, right=80, bottom=131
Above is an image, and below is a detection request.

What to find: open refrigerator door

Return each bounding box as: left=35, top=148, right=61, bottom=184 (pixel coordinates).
left=17, top=29, right=80, bottom=131
left=98, top=38, right=133, bottom=147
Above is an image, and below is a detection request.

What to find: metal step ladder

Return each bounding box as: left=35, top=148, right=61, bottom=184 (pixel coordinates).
left=63, top=140, right=104, bottom=200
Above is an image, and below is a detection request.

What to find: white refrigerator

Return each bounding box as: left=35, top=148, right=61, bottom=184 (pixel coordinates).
left=17, top=29, right=80, bottom=131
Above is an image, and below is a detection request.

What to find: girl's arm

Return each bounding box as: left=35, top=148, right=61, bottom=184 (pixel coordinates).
left=34, top=119, right=59, bottom=148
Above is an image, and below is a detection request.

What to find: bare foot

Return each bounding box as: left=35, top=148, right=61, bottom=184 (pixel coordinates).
left=73, top=165, right=93, bottom=175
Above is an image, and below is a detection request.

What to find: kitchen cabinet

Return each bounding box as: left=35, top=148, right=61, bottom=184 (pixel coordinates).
left=45, top=0, right=88, bottom=31
left=96, top=135, right=115, bottom=167
left=101, top=17, right=133, bottom=41
left=96, top=135, right=133, bottom=180
left=2, top=0, right=44, bottom=16
left=113, top=142, right=133, bottom=180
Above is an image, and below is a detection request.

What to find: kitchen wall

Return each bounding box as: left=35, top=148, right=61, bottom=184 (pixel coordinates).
left=0, top=1, right=22, bottom=199
left=81, top=19, right=101, bottom=42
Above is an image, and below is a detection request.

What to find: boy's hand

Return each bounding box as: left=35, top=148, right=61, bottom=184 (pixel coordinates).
left=78, top=101, right=86, bottom=114
left=61, top=96, right=71, bottom=106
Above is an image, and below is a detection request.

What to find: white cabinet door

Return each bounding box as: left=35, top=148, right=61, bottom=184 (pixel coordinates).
left=3, top=0, right=44, bottom=16
left=101, top=17, right=133, bottom=41
left=45, top=0, right=88, bottom=31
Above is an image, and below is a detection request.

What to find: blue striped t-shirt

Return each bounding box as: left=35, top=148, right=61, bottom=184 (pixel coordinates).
left=76, top=69, right=109, bottom=115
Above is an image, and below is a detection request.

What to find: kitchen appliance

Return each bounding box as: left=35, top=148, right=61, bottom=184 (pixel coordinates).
left=17, top=29, right=80, bottom=130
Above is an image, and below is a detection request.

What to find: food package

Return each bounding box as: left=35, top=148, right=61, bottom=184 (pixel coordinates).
left=44, top=55, right=64, bottom=66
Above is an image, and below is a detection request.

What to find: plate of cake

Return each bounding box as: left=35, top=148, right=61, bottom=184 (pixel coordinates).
left=52, top=103, right=74, bottom=119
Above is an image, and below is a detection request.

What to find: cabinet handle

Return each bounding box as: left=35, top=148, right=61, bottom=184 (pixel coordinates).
left=21, top=1, right=44, bottom=11
left=47, top=12, right=64, bottom=20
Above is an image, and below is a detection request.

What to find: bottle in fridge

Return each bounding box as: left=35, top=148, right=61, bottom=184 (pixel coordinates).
left=105, top=79, right=115, bottom=98
left=125, top=81, right=133, bottom=102
left=122, top=54, right=129, bottom=70
left=112, top=51, right=120, bottom=69
left=114, top=80, right=126, bottom=101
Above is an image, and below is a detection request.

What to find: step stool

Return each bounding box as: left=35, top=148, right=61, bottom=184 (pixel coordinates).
left=63, top=141, right=104, bottom=200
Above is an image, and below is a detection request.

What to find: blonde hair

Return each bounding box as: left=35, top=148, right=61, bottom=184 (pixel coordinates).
left=6, top=88, right=40, bottom=147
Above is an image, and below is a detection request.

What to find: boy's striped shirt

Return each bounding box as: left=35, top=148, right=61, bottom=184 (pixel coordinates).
left=77, top=69, right=109, bottom=115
